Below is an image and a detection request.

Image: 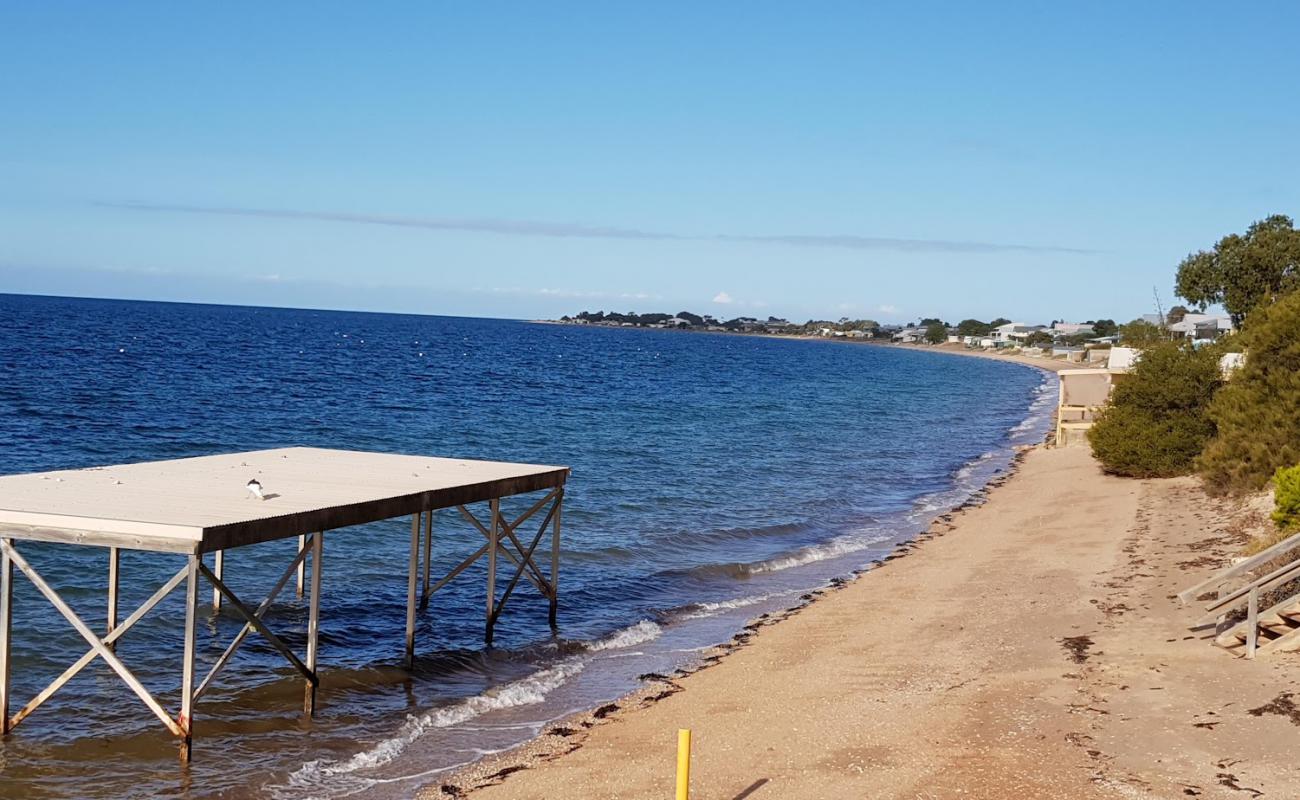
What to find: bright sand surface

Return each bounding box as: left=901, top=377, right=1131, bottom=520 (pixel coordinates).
left=428, top=426, right=1300, bottom=798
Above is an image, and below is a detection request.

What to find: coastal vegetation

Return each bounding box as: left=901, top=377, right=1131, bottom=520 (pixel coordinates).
left=1086, top=213, right=1300, bottom=497
left=1272, top=465, right=1300, bottom=533
left=1197, top=290, right=1300, bottom=493
left=1087, top=341, right=1223, bottom=477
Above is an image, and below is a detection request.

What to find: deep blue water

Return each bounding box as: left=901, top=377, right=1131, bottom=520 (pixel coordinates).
left=0, top=294, right=1053, bottom=799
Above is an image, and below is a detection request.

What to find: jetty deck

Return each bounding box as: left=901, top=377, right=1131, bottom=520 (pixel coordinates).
left=0, top=447, right=569, bottom=759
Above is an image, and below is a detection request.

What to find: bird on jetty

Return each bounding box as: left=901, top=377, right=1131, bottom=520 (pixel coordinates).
left=247, top=478, right=265, bottom=500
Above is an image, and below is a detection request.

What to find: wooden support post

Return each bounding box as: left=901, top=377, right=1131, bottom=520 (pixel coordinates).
left=405, top=513, right=419, bottom=668
left=486, top=499, right=499, bottom=645
left=1246, top=586, right=1259, bottom=659
left=212, top=550, right=223, bottom=611
left=421, top=509, right=433, bottom=608
left=179, top=554, right=200, bottom=761
left=305, top=532, right=323, bottom=715
left=296, top=534, right=306, bottom=598
left=550, top=491, right=562, bottom=628
left=107, top=546, right=120, bottom=651
left=0, top=538, right=12, bottom=735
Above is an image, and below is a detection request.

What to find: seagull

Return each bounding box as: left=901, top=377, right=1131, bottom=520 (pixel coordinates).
left=247, top=478, right=265, bottom=500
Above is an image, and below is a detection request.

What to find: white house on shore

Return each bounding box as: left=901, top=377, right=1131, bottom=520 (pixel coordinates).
left=1052, top=321, right=1095, bottom=338
left=1169, top=313, right=1233, bottom=341
left=991, top=322, right=1048, bottom=347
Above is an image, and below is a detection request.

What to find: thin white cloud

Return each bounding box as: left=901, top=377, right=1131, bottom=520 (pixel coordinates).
left=100, top=202, right=1097, bottom=255
left=712, top=291, right=734, bottom=304
left=877, top=304, right=900, bottom=315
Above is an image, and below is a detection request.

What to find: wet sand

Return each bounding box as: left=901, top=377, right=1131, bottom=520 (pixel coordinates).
left=425, top=441, right=1300, bottom=799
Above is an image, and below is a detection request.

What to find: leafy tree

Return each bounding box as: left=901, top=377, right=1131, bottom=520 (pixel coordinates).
left=956, top=319, right=991, bottom=337
left=676, top=311, right=704, bottom=326
left=1119, top=319, right=1167, bottom=347
left=1175, top=214, right=1300, bottom=327
left=1024, top=331, right=1054, bottom=346
left=1088, top=341, right=1223, bottom=478
left=1091, top=319, right=1118, bottom=337
left=924, top=322, right=947, bottom=344
left=1198, top=290, right=1300, bottom=494
left=1167, top=305, right=1189, bottom=325
left=919, top=317, right=945, bottom=326
left=989, top=317, right=1012, bottom=328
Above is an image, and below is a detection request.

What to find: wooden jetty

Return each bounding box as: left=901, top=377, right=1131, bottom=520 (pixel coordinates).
left=0, top=447, right=568, bottom=759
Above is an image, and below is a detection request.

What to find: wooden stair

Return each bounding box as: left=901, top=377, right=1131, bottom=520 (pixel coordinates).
left=1215, top=592, right=1300, bottom=657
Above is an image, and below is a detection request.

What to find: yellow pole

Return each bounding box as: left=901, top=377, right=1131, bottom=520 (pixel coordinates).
left=676, top=728, right=692, bottom=800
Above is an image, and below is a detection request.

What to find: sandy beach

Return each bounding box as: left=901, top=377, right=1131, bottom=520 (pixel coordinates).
left=427, top=373, right=1300, bottom=798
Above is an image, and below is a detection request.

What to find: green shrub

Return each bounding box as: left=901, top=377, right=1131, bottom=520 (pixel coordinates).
left=1087, top=341, right=1223, bottom=477
left=1198, top=291, right=1300, bottom=494
left=1272, top=466, right=1300, bottom=532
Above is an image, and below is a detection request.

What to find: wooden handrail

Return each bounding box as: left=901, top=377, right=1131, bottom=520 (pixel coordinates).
left=1178, top=529, right=1300, bottom=604
left=1196, top=557, right=1300, bottom=625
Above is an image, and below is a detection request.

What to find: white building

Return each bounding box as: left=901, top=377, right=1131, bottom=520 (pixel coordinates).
left=991, top=322, right=1047, bottom=346
left=1169, top=314, right=1233, bottom=341
left=1052, top=322, right=1095, bottom=337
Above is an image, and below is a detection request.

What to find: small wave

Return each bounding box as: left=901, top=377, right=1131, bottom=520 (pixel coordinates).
left=952, top=450, right=997, bottom=481
left=668, top=590, right=799, bottom=622
left=277, top=659, right=584, bottom=796
left=745, top=534, right=882, bottom=575
left=585, top=620, right=662, bottom=652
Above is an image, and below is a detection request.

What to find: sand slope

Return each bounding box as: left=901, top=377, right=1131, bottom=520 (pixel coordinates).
left=429, top=445, right=1300, bottom=799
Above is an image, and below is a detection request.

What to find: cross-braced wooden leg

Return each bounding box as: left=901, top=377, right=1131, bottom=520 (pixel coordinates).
left=305, top=532, right=323, bottom=715
left=107, top=547, right=120, bottom=651
left=0, top=538, right=12, bottom=735
left=420, top=510, right=433, bottom=609
left=212, top=550, right=223, bottom=611
left=179, top=554, right=199, bottom=761
left=550, top=489, right=563, bottom=628
left=486, top=500, right=499, bottom=645
left=296, top=534, right=306, bottom=598
left=405, top=513, right=419, bottom=668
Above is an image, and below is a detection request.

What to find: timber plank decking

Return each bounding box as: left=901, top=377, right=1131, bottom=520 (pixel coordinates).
left=0, top=447, right=568, bottom=552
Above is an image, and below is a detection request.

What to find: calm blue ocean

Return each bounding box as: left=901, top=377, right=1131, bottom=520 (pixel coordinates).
left=0, top=294, right=1053, bottom=799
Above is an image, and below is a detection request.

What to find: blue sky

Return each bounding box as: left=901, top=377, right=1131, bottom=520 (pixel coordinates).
left=2, top=2, right=1297, bottom=323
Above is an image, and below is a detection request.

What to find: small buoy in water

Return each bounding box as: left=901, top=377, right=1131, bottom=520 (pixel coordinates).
left=118, top=348, right=125, bottom=353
